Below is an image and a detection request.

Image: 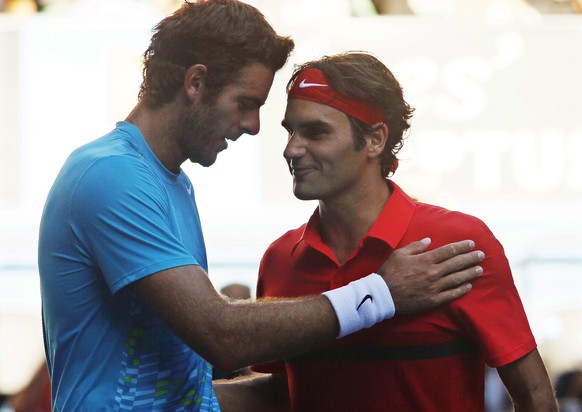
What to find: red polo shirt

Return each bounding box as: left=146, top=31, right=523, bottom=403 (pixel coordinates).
left=254, top=180, right=536, bottom=412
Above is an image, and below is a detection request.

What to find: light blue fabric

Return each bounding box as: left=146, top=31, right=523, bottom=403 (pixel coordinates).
left=38, top=122, right=220, bottom=411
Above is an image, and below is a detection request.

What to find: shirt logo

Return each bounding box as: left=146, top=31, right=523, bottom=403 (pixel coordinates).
left=299, top=79, right=327, bottom=88
left=357, top=294, right=373, bottom=310
left=186, top=184, right=192, bottom=195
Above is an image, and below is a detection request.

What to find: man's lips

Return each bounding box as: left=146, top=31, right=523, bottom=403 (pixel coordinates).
left=289, top=166, right=314, bottom=178
left=218, top=135, right=239, bottom=153
left=218, top=139, right=228, bottom=152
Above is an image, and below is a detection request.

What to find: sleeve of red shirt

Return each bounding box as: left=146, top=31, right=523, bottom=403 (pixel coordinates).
left=446, top=213, right=537, bottom=368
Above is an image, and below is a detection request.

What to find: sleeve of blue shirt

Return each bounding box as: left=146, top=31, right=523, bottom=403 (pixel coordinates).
left=70, top=155, right=198, bottom=294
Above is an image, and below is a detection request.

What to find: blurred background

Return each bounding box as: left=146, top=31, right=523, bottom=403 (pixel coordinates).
left=0, top=0, right=581, bottom=409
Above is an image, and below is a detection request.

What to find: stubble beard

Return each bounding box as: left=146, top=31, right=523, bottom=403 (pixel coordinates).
left=180, top=100, right=221, bottom=168
left=292, top=179, right=318, bottom=201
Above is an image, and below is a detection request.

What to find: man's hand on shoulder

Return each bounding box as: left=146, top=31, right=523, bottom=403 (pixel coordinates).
left=377, top=238, right=484, bottom=314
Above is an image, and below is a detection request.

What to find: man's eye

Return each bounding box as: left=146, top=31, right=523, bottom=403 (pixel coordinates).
left=238, top=100, right=255, bottom=110
left=305, top=129, right=326, bottom=139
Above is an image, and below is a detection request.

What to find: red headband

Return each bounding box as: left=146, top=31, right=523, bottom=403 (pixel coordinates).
left=288, top=68, right=385, bottom=126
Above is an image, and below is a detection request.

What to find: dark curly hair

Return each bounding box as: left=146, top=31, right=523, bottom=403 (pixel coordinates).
left=287, top=52, right=414, bottom=178
left=139, top=0, right=295, bottom=108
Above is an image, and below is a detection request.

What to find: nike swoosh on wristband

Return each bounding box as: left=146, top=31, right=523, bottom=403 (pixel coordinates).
left=298, top=79, right=328, bottom=88
left=356, top=294, right=373, bottom=310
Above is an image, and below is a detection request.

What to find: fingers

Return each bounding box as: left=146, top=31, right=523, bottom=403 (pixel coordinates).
left=394, top=237, right=432, bottom=256
left=428, top=253, right=484, bottom=308
left=434, top=264, right=484, bottom=293
left=432, top=249, right=485, bottom=284
left=431, top=282, right=474, bottom=307
left=386, top=247, right=484, bottom=315
left=426, top=240, right=476, bottom=264
left=378, top=239, right=485, bottom=315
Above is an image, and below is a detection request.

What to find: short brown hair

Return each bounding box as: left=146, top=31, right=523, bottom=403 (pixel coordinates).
left=287, top=52, right=413, bottom=178
left=139, top=0, right=295, bottom=108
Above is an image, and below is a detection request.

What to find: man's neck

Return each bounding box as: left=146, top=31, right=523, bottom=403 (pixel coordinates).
left=125, top=101, right=184, bottom=173
left=318, top=180, right=391, bottom=264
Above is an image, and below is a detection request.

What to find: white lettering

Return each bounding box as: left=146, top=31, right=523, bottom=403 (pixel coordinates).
left=405, top=128, right=582, bottom=197
left=436, top=57, right=491, bottom=121
left=512, top=129, right=565, bottom=193
left=465, top=129, right=511, bottom=191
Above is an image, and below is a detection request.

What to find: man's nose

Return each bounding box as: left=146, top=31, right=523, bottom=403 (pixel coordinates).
left=283, top=133, right=306, bottom=160
left=240, top=111, right=260, bottom=136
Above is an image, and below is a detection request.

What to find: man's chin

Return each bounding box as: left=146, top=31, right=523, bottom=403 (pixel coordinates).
left=190, top=155, right=218, bottom=168
left=293, top=188, right=317, bottom=201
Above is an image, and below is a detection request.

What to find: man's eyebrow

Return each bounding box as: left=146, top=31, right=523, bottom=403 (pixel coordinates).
left=281, top=119, right=332, bottom=129
left=241, top=96, right=266, bottom=107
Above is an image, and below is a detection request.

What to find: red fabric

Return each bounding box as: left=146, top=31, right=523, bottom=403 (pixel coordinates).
left=11, top=363, right=52, bottom=412
left=288, top=68, right=385, bottom=126
left=253, top=180, right=536, bottom=412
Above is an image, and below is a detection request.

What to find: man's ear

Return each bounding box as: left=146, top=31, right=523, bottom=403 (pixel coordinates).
left=184, top=64, right=208, bottom=102
left=366, top=122, right=389, bottom=158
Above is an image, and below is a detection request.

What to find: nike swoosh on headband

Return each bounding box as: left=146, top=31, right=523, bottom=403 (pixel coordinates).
left=299, top=79, right=328, bottom=88
left=289, top=68, right=385, bottom=126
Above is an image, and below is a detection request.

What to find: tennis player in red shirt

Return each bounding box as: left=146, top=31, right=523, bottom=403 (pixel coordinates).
left=215, top=52, right=557, bottom=412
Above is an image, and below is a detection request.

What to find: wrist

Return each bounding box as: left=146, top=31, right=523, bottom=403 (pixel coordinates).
left=322, top=273, right=395, bottom=338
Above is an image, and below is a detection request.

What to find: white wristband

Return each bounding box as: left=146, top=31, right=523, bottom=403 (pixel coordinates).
left=322, top=273, right=395, bottom=339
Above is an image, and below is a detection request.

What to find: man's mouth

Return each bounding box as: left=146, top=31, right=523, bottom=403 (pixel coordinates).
left=218, top=139, right=228, bottom=152
left=290, top=166, right=313, bottom=178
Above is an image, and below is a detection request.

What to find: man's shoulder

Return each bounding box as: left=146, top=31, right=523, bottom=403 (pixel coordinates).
left=66, top=130, right=157, bottom=186
left=413, top=201, right=488, bottom=228
left=407, top=201, right=497, bottom=248
left=70, top=127, right=141, bottom=163
left=53, top=142, right=165, bottom=224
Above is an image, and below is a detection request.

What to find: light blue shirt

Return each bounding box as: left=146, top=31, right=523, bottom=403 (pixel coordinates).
left=39, top=122, right=220, bottom=411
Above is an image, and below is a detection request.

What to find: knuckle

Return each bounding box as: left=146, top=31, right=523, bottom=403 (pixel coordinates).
left=461, top=254, right=475, bottom=265
left=426, top=267, right=440, bottom=282
left=449, top=256, right=464, bottom=271
left=392, top=248, right=404, bottom=259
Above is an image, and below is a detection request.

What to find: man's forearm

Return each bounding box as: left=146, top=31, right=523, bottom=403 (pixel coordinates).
left=510, top=380, right=558, bottom=412
left=132, top=266, right=340, bottom=372
left=498, top=350, right=558, bottom=412
left=213, top=373, right=290, bottom=412
left=512, top=392, right=558, bottom=411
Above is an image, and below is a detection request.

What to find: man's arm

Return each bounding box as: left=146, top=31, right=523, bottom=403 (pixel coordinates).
left=213, top=373, right=290, bottom=412
left=497, top=349, right=558, bottom=411
left=129, top=238, right=483, bottom=372
left=130, top=265, right=338, bottom=372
